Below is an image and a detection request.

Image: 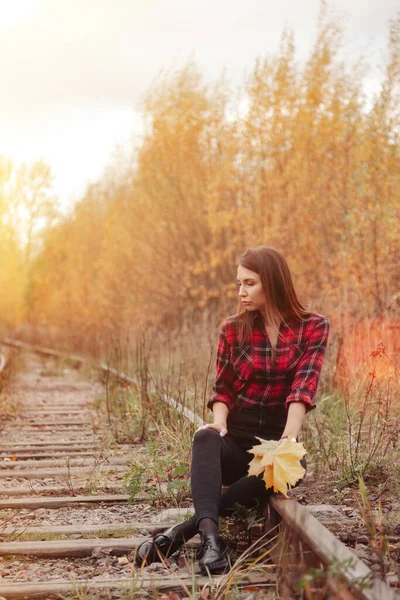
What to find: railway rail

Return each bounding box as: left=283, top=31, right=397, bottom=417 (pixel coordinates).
left=0, top=339, right=398, bottom=600
left=0, top=354, right=6, bottom=375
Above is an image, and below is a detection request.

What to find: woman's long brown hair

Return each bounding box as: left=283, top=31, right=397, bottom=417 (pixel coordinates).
left=236, top=246, right=309, bottom=344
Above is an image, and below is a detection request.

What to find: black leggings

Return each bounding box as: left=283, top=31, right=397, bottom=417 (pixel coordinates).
left=190, top=428, right=273, bottom=526
left=170, top=420, right=305, bottom=542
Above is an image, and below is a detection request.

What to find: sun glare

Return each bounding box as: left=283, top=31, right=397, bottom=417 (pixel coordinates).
left=0, top=0, right=37, bottom=28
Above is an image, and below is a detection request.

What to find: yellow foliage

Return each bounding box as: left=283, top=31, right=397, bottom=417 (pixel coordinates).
left=248, top=437, right=307, bottom=498
left=22, top=13, right=400, bottom=352
left=0, top=234, right=26, bottom=327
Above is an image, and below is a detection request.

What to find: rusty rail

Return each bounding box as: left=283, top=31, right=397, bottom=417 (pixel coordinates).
left=0, top=352, right=6, bottom=374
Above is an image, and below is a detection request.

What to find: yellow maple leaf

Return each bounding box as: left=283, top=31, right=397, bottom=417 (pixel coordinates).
left=248, top=439, right=275, bottom=476
left=247, top=454, right=264, bottom=477
left=249, top=439, right=277, bottom=456
left=247, top=437, right=306, bottom=498
left=262, top=463, right=274, bottom=490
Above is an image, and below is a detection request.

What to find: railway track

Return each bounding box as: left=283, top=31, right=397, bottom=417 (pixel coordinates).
left=0, top=341, right=398, bottom=600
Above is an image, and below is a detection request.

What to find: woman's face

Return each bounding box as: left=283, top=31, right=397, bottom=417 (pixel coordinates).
left=237, top=265, right=267, bottom=312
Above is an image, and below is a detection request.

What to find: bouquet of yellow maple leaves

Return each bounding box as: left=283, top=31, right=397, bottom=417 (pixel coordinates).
left=247, top=437, right=307, bottom=498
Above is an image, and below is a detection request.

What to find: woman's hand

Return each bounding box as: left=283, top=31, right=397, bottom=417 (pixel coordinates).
left=278, top=435, right=297, bottom=445
left=200, top=402, right=229, bottom=436
left=197, top=422, right=228, bottom=437
left=280, top=402, right=306, bottom=440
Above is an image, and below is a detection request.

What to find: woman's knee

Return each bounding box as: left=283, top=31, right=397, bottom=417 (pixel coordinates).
left=193, top=428, right=222, bottom=447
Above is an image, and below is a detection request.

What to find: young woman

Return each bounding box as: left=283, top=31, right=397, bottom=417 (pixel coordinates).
left=136, top=246, right=330, bottom=574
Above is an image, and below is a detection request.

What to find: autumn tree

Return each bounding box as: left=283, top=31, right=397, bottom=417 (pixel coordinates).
left=0, top=158, right=26, bottom=329
left=27, top=9, right=400, bottom=353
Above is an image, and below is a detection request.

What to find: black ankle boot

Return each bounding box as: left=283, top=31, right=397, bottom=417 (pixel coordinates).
left=135, top=526, right=184, bottom=567
left=197, top=532, right=231, bottom=574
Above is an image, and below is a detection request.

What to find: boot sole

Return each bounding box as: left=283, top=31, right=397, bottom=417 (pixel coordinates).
left=135, top=535, right=183, bottom=567
left=200, top=552, right=232, bottom=575
left=200, top=559, right=230, bottom=575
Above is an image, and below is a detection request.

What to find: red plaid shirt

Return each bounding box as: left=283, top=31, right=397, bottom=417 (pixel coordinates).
left=208, top=311, right=329, bottom=413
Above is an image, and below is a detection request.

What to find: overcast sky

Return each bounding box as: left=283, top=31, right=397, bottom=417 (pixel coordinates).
left=1, top=0, right=398, bottom=208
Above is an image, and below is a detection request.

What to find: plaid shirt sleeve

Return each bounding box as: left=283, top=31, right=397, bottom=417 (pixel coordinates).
left=208, top=323, right=236, bottom=411
left=285, top=315, right=330, bottom=412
